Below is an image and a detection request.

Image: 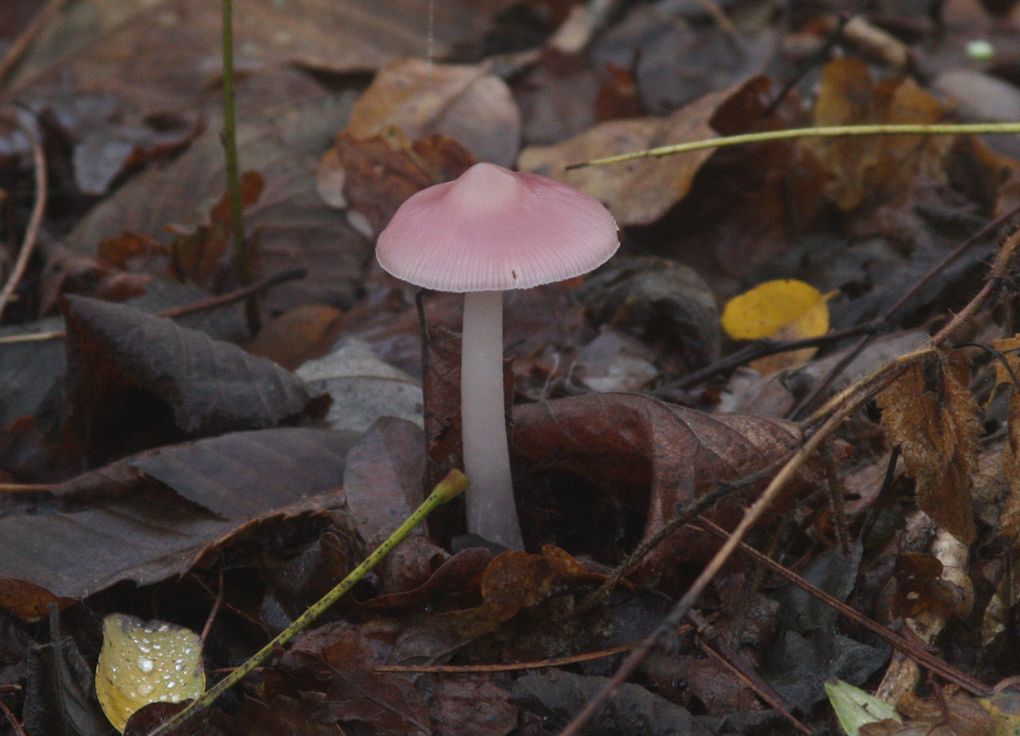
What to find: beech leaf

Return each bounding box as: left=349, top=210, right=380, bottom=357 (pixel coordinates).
left=63, top=296, right=322, bottom=451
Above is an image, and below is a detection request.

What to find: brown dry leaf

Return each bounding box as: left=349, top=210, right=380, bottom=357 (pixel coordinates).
left=992, top=336, right=1020, bottom=544
left=247, top=304, right=344, bottom=370
left=877, top=353, right=979, bottom=543
left=430, top=676, right=518, bottom=736
left=809, top=58, right=950, bottom=211
left=512, top=393, right=806, bottom=584
left=347, top=58, right=521, bottom=167
left=334, top=130, right=476, bottom=236
left=63, top=296, right=322, bottom=461
left=66, top=93, right=371, bottom=315
left=15, top=0, right=514, bottom=114
left=0, top=427, right=357, bottom=618
left=343, top=418, right=448, bottom=594
left=167, top=170, right=264, bottom=286
left=517, top=82, right=737, bottom=226
left=481, top=546, right=606, bottom=622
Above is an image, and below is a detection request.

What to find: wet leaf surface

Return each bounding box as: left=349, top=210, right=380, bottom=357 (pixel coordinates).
left=63, top=296, right=323, bottom=461
left=6, top=2, right=1020, bottom=732
left=0, top=427, right=357, bottom=615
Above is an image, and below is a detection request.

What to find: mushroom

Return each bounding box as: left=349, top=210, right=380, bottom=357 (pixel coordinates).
left=376, top=162, right=619, bottom=549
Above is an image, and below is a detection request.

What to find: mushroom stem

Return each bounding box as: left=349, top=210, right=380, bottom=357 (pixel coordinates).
left=461, top=290, right=524, bottom=549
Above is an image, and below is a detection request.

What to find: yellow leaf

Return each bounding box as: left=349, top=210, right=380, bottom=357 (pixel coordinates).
left=721, top=279, right=831, bottom=341
left=95, top=614, right=205, bottom=732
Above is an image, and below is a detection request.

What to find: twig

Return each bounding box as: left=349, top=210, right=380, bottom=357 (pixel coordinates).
left=0, top=267, right=305, bottom=345
left=0, top=697, right=27, bottom=736
left=146, top=470, right=469, bottom=736
left=0, top=113, right=46, bottom=322
left=566, top=122, right=1020, bottom=169
left=688, top=610, right=810, bottom=735
left=0, top=0, right=66, bottom=90
left=221, top=0, right=249, bottom=289
left=0, top=483, right=51, bottom=494
left=696, top=517, right=988, bottom=695
left=375, top=642, right=640, bottom=674
left=199, top=565, right=224, bottom=644
left=557, top=225, right=1020, bottom=736
left=788, top=202, right=1020, bottom=419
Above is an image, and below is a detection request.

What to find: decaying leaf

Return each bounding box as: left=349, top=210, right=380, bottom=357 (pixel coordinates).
left=346, top=58, right=521, bottom=167
left=0, top=427, right=357, bottom=616
left=808, top=58, right=950, bottom=211
left=63, top=296, right=322, bottom=460
left=65, top=93, right=372, bottom=316
left=334, top=129, right=476, bottom=236
left=876, top=352, right=979, bottom=543
left=825, top=678, right=901, bottom=736
left=512, top=393, right=808, bottom=585
left=517, top=81, right=737, bottom=226
left=95, top=614, right=204, bottom=733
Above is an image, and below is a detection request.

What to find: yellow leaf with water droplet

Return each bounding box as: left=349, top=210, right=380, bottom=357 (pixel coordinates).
left=95, top=614, right=205, bottom=732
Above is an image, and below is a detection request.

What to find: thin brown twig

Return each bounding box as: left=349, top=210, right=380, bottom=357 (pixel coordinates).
left=0, top=483, right=51, bottom=494
left=0, top=0, right=66, bottom=90
left=557, top=224, right=1020, bottom=736
left=375, top=642, right=641, bottom=674
left=696, top=517, right=989, bottom=695
left=789, top=203, right=1020, bottom=419
left=0, top=114, right=46, bottom=322
left=200, top=564, right=224, bottom=643
left=0, top=267, right=306, bottom=345
left=0, top=696, right=27, bottom=736
left=690, top=614, right=811, bottom=735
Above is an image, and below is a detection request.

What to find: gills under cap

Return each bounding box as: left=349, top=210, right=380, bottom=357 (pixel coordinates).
left=376, top=162, right=619, bottom=292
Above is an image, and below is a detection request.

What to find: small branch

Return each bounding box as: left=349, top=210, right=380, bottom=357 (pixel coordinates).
left=0, top=0, right=65, bottom=91
left=557, top=224, right=1020, bottom=736
left=376, top=641, right=641, bottom=674
left=697, top=517, right=988, bottom=695
left=145, top=470, right=469, bottom=736
left=220, top=0, right=249, bottom=287
left=0, top=267, right=305, bottom=345
left=566, top=122, right=1020, bottom=169
left=0, top=113, right=46, bottom=322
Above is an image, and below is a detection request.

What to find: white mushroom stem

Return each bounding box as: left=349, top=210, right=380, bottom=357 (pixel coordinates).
left=461, top=290, right=524, bottom=549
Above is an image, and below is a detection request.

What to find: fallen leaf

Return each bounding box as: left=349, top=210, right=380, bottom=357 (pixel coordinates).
left=347, top=58, right=521, bottom=167
left=512, top=670, right=712, bottom=736
left=512, top=393, right=806, bottom=584
left=722, top=278, right=832, bottom=373
left=335, top=129, right=476, bottom=236
left=809, top=58, right=950, bottom=211
left=63, top=296, right=323, bottom=461
left=430, top=676, right=518, bottom=736
left=518, top=83, right=732, bottom=226
left=877, top=352, right=979, bottom=543
left=166, top=170, right=264, bottom=287
left=23, top=609, right=109, bottom=736
left=0, top=427, right=357, bottom=616
left=95, top=614, right=205, bottom=733
left=826, top=678, right=902, bottom=736
left=247, top=304, right=345, bottom=371
left=296, top=338, right=423, bottom=435
left=343, top=418, right=446, bottom=594
left=65, top=93, right=372, bottom=316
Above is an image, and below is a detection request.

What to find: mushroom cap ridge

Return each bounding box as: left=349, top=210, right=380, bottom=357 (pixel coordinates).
left=376, top=162, right=619, bottom=292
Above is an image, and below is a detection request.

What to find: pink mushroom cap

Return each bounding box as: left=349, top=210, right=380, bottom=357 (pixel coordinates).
left=376, top=162, right=619, bottom=292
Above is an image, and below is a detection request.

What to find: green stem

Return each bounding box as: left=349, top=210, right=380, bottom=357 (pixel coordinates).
left=221, top=0, right=249, bottom=286
left=146, top=469, right=469, bottom=736
left=566, top=121, right=1020, bottom=169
